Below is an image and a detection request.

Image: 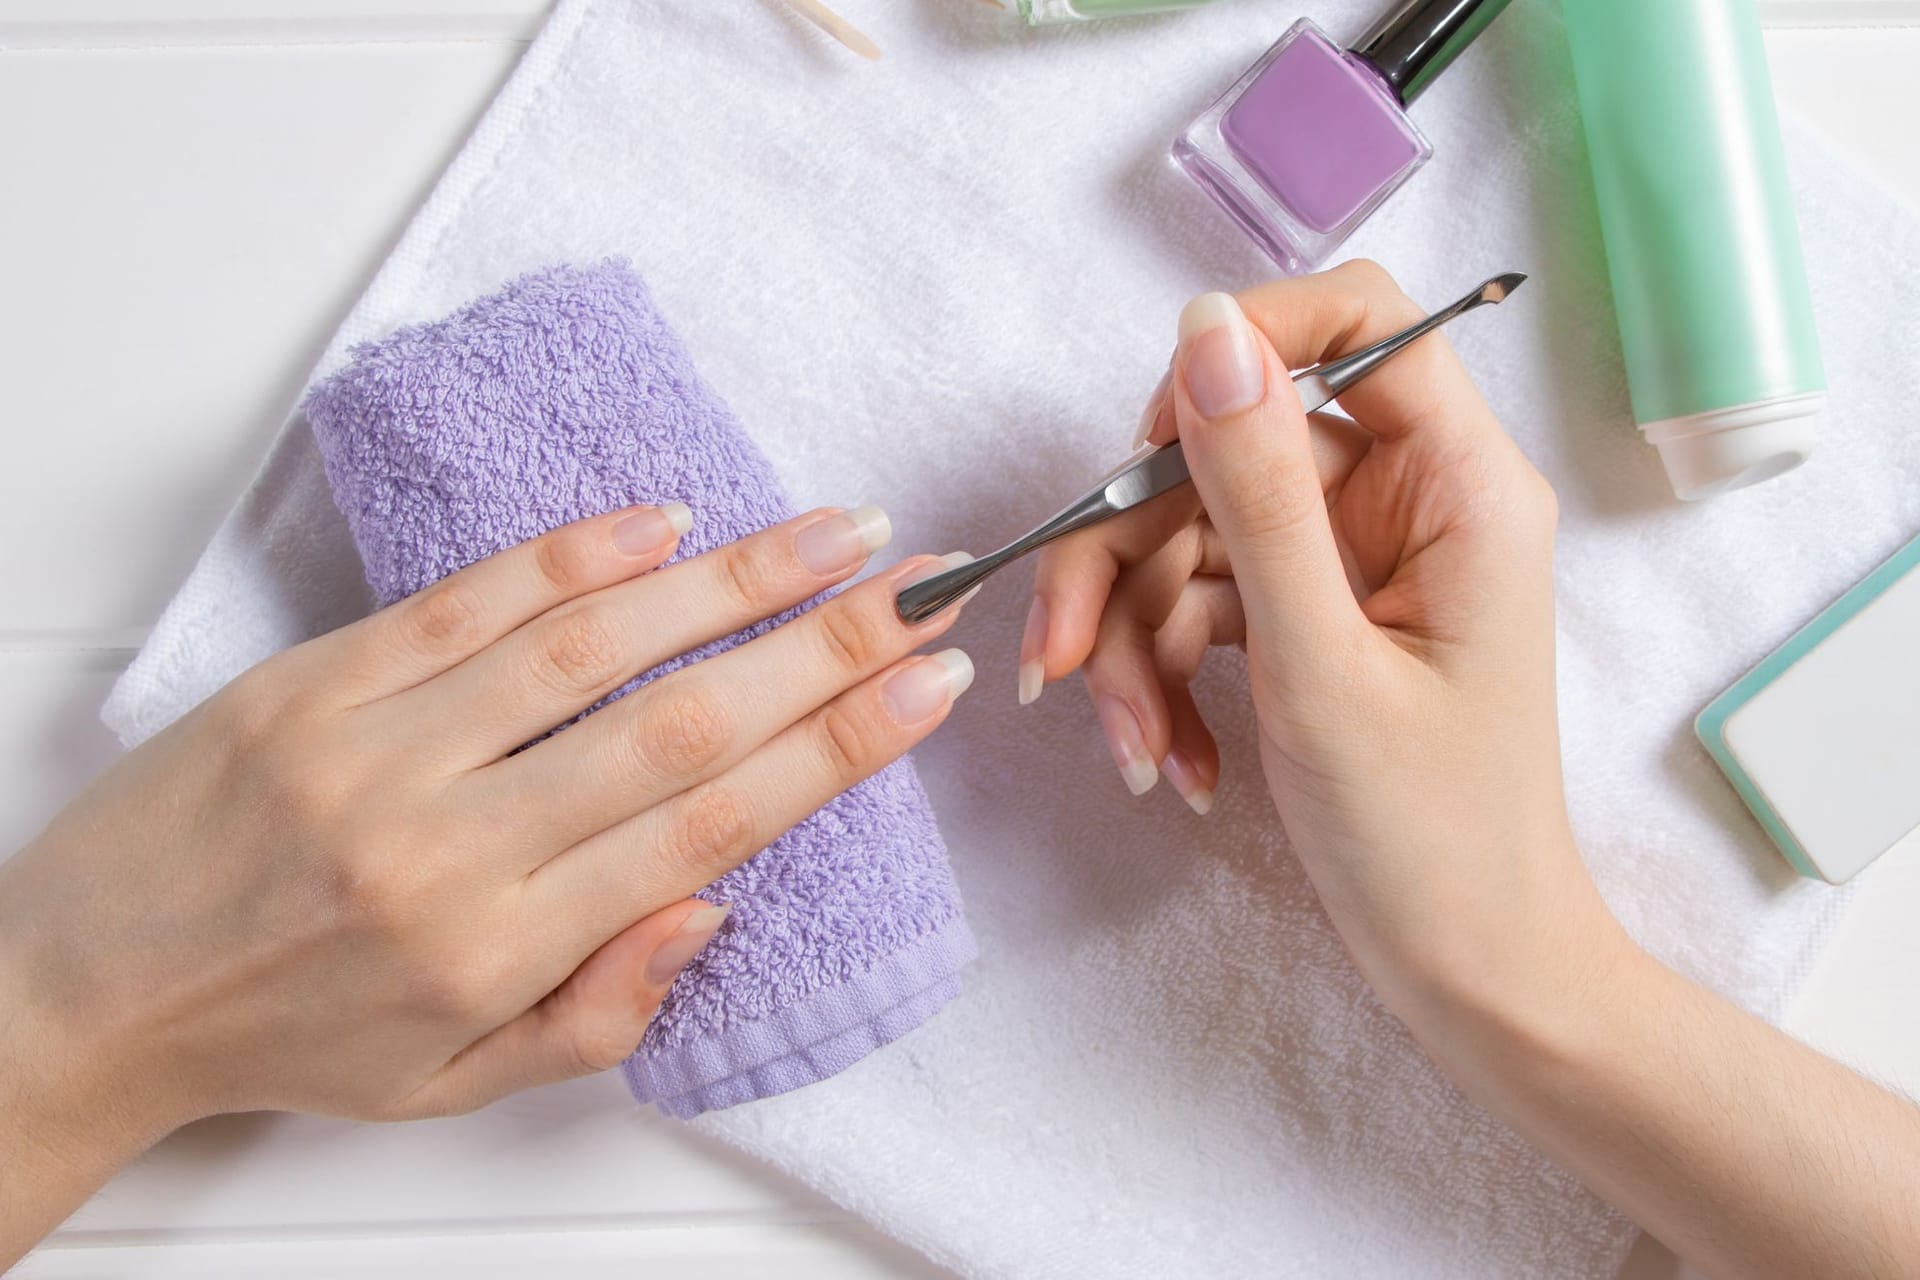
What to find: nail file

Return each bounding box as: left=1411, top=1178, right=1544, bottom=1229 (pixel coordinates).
left=1697, top=531, right=1920, bottom=884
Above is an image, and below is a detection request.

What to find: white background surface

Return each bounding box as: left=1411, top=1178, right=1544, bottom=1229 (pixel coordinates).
left=2, top=2, right=1917, bottom=1275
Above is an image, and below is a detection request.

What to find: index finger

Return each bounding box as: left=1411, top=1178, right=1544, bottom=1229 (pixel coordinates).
left=1026, top=411, right=1368, bottom=700
left=1142, top=260, right=1503, bottom=451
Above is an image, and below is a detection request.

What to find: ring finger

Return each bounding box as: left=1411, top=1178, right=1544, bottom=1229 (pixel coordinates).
left=522, top=646, right=977, bottom=962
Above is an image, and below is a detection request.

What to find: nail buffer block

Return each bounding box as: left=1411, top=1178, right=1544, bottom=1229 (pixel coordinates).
left=1698, top=532, right=1920, bottom=884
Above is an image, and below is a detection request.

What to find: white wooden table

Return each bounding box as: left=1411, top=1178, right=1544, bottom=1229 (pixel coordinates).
left=3, top=3, right=1917, bottom=1275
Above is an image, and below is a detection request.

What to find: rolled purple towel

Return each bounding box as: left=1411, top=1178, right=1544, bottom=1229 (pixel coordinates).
left=302, top=259, right=975, bottom=1119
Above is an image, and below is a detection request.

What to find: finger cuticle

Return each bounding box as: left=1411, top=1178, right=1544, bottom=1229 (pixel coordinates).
left=1178, top=292, right=1266, bottom=419
left=795, top=505, right=892, bottom=576
left=882, top=649, right=975, bottom=725
left=643, top=902, right=731, bottom=986
left=612, top=502, right=693, bottom=556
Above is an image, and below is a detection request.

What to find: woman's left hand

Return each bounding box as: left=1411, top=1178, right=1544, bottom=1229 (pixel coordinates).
left=0, top=502, right=971, bottom=1263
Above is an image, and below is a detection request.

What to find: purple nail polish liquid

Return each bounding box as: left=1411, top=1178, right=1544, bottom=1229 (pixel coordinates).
left=1174, top=0, right=1512, bottom=273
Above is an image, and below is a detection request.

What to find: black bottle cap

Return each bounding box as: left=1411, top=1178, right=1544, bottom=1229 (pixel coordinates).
left=1349, top=0, right=1515, bottom=106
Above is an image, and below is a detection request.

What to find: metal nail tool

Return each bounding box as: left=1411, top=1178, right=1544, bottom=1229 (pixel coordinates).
left=895, top=272, right=1527, bottom=624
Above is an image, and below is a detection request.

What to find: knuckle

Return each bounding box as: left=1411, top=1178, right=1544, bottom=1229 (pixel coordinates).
left=630, top=684, right=732, bottom=777
left=533, top=526, right=601, bottom=597
left=664, top=786, right=757, bottom=880
left=315, top=840, right=408, bottom=931
left=1335, top=259, right=1422, bottom=330
left=818, top=700, right=884, bottom=780
left=408, top=964, right=496, bottom=1026
left=209, top=668, right=284, bottom=751
left=716, top=540, right=784, bottom=613
left=1335, top=257, right=1397, bottom=293
left=815, top=599, right=888, bottom=673
left=406, top=582, right=485, bottom=650
left=1527, top=472, right=1561, bottom=530
left=532, top=609, right=624, bottom=695
left=1223, top=458, right=1318, bottom=538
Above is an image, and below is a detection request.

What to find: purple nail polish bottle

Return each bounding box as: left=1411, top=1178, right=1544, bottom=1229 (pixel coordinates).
left=1174, top=0, right=1512, bottom=273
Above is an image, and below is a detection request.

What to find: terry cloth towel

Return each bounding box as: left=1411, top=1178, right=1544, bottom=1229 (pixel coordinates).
left=299, top=258, right=974, bottom=1121
left=104, top=0, right=1920, bottom=1275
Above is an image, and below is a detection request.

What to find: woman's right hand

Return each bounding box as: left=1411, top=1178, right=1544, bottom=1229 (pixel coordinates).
left=1026, top=262, right=1622, bottom=1030
left=1029, top=264, right=1920, bottom=1280
left=0, top=503, right=971, bottom=1173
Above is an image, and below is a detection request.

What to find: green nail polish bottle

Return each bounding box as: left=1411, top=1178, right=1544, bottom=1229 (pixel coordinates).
left=1018, top=0, right=1221, bottom=25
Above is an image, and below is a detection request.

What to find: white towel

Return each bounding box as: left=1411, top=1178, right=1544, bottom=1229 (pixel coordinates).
left=104, top=1, right=1920, bottom=1275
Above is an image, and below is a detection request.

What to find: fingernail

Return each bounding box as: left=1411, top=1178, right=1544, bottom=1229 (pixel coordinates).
left=1017, top=597, right=1047, bottom=706
left=882, top=649, right=975, bottom=724
left=896, top=551, right=982, bottom=613
left=1096, top=694, right=1158, bottom=797
left=645, top=903, right=731, bottom=985
left=1178, top=292, right=1265, bottom=419
left=1161, top=751, right=1215, bottom=816
left=612, top=502, right=693, bottom=555
left=796, top=505, right=892, bottom=576
left=1133, top=366, right=1172, bottom=448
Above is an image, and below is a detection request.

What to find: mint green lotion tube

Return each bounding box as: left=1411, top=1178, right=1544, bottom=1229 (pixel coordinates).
left=1019, top=0, right=1219, bottom=24
left=1563, top=0, right=1825, bottom=500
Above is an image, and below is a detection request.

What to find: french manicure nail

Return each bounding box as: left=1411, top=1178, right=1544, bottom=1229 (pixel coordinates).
left=612, top=502, right=693, bottom=555
left=644, top=902, right=731, bottom=985
left=1178, top=292, right=1266, bottom=419
left=882, top=649, right=975, bottom=724
left=1018, top=597, right=1047, bottom=706
left=1161, top=751, right=1215, bottom=816
left=1133, top=366, right=1172, bottom=448
left=895, top=550, right=981, bottom=613
left=795, top=505, right=892, bottom=576
left=1096, top=695, right=1159, bottom=797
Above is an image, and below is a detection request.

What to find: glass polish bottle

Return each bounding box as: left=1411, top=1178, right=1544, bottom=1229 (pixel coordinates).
left=1172, top=0, right=1512, bottom=274
left=1019, top=0, right=1222, bottom=25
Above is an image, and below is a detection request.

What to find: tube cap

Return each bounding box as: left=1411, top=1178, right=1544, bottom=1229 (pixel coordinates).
left=1640, top=393, right=1822, bottom=501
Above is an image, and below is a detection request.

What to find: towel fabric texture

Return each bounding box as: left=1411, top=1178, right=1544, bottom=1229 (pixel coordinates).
left=300, top=259, right=974, bottom=1120
left=104, top=0, right=1920, bottom=1275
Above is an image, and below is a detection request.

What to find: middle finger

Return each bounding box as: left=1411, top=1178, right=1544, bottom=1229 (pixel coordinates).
left=383, top=505, right=896, bottom=766
left=467, top=551, right=969, bottom=856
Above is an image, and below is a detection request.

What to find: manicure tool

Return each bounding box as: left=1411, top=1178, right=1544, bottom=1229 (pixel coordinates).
left=895, top=272, right=1527, bottom=624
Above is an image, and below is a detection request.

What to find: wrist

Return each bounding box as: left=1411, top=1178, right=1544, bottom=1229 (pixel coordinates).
left=0, top=970, right=159, bottom=1262
left=0, top=862, right=191, bottom=1200
left=1363, top=835, right=1646, bottom=1085
left=1389, top=878, right=1654, bottom=1104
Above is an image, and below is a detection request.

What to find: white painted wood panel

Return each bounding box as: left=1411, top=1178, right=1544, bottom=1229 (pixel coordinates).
left=16, top=1222, right=941, bottom=1279
left=0, top=654, right=125, bottom=853
left=0, top=40, right=521, bottom=636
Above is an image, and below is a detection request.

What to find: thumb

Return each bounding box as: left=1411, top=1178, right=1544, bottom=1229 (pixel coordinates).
left=1171, top=292, right=1365, bottom=658
left=404, top=900, right=730, bottom=1117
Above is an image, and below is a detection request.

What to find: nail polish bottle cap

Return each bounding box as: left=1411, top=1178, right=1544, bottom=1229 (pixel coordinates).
left=1350, top=0, right=1514, bottom=106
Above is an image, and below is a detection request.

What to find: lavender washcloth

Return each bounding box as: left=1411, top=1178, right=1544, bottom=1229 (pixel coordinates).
left=301, top=259, right=975, bottom=1119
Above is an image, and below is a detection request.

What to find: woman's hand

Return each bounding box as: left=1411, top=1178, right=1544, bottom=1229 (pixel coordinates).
left=1029, top=264, right=1920, bottom=1279
left=0, top=502, right=972, bottom=1258
left=1024, top=261, right=1613, bottom=1021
